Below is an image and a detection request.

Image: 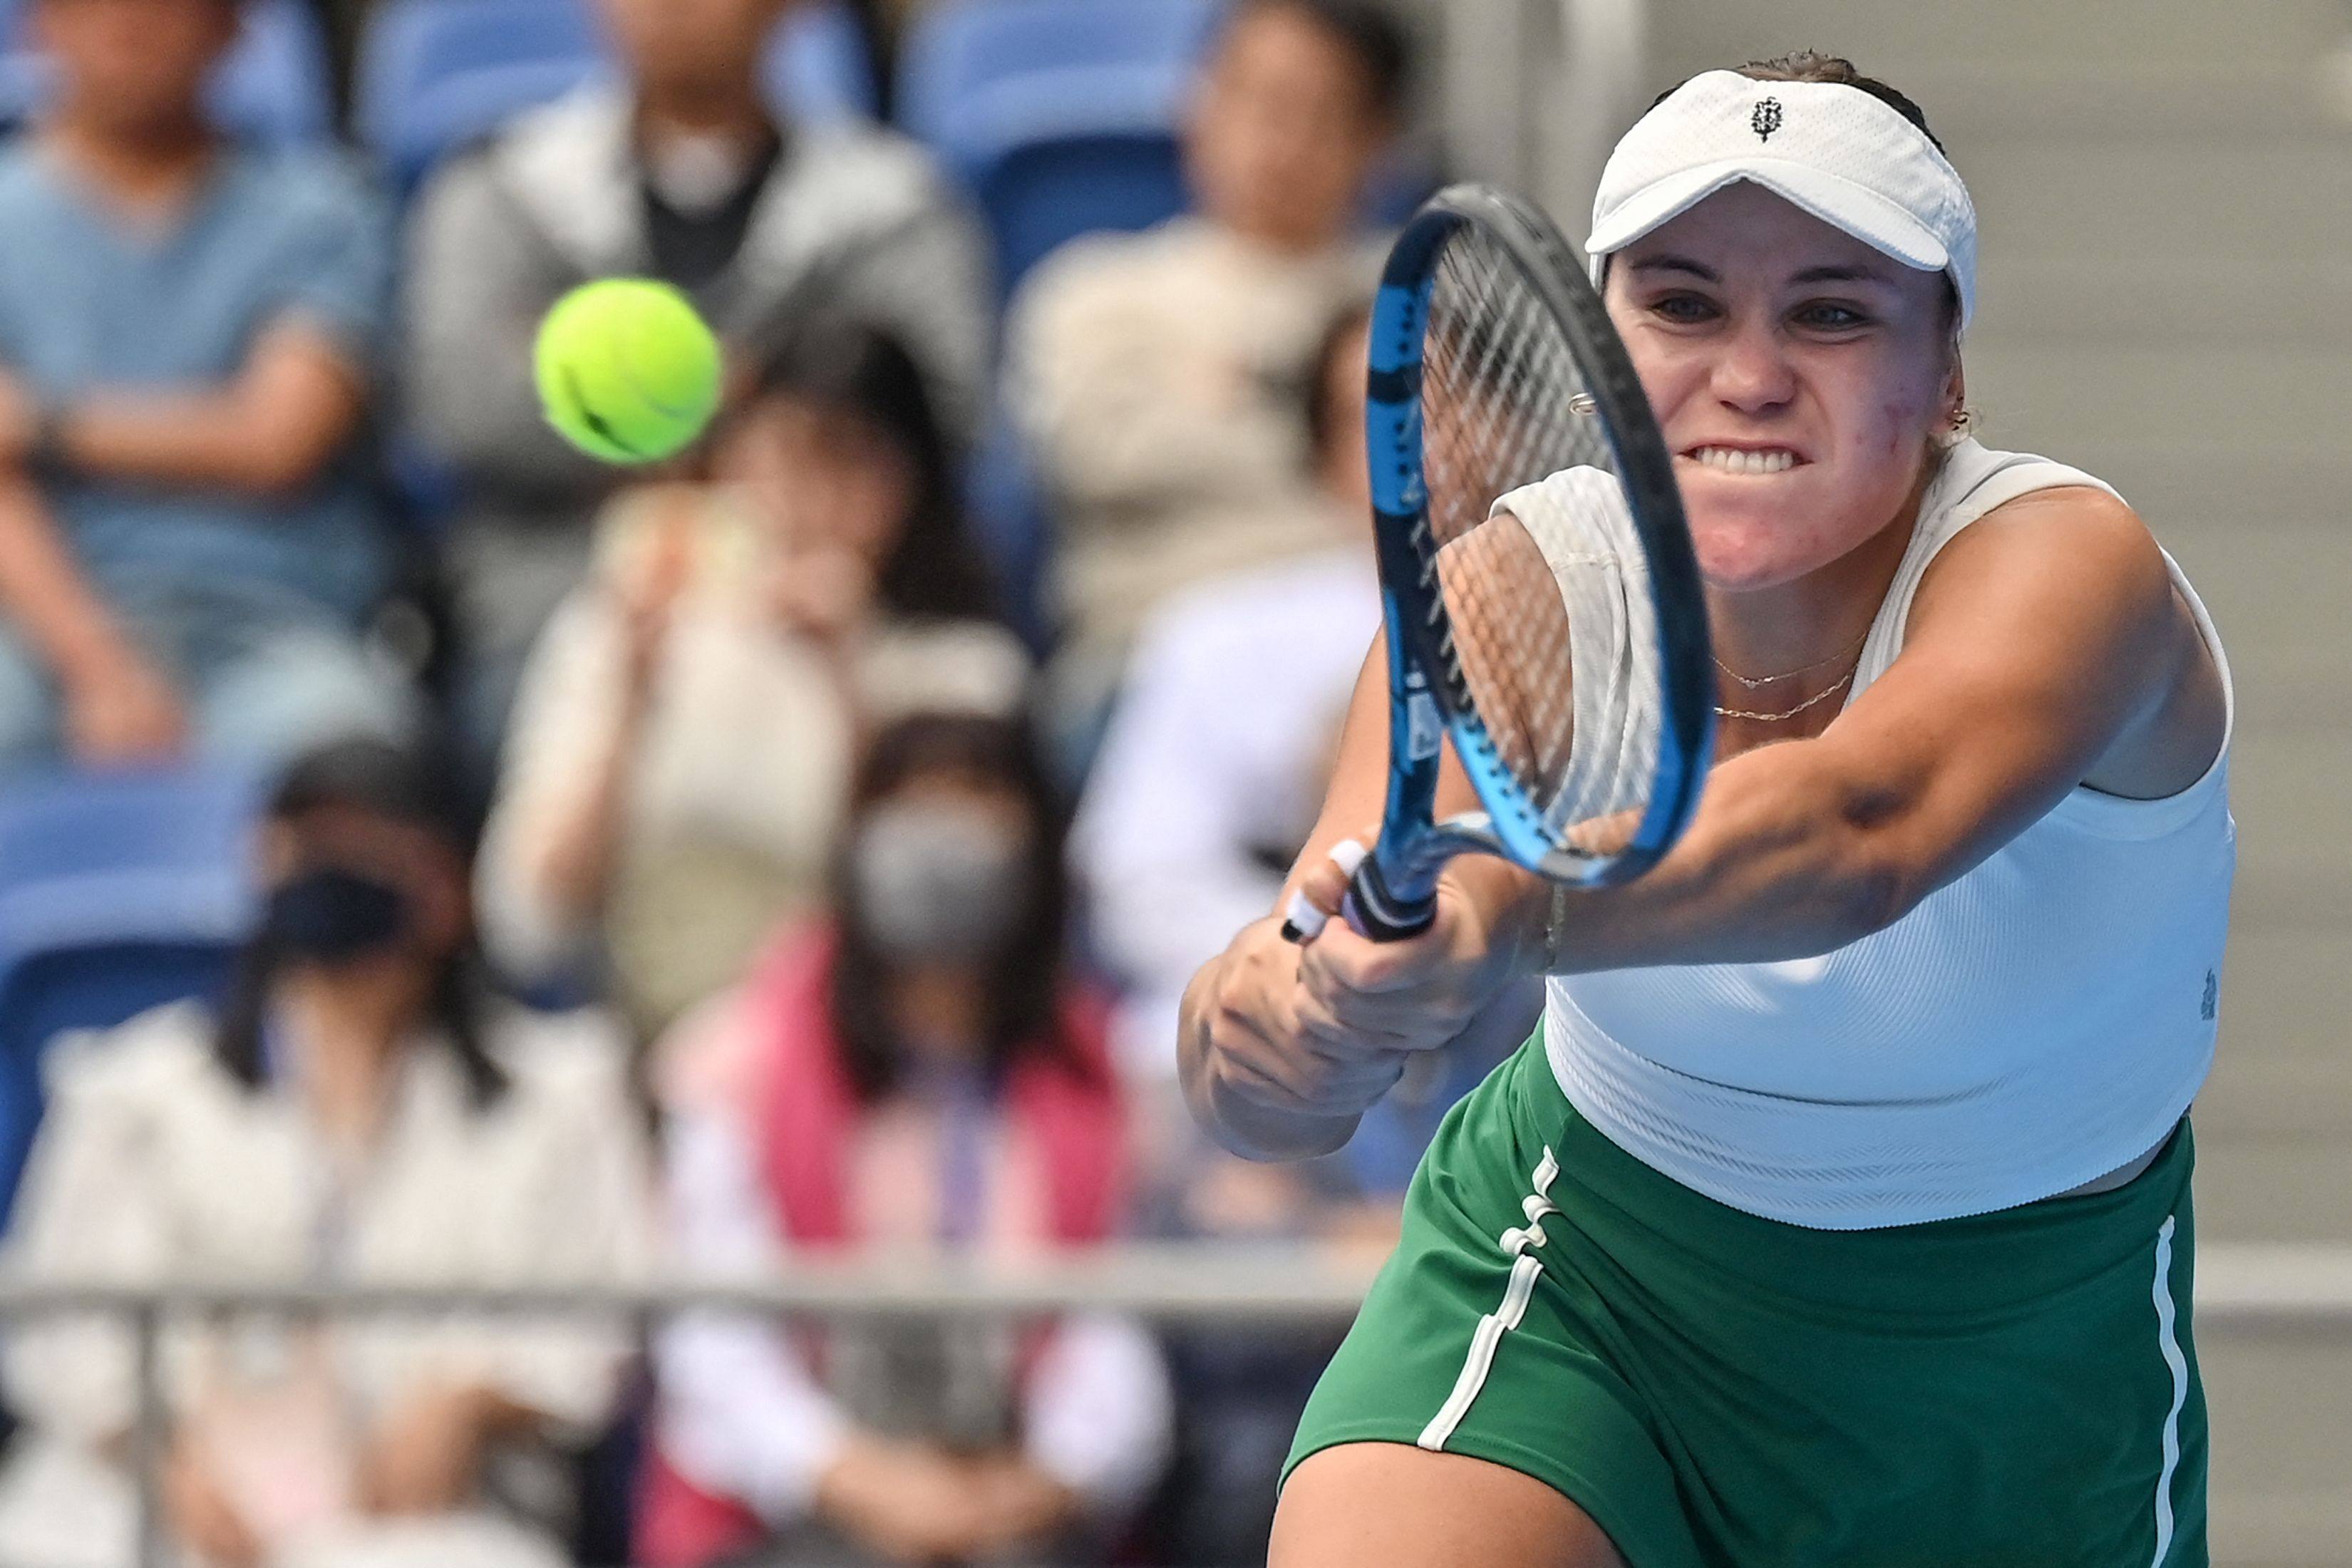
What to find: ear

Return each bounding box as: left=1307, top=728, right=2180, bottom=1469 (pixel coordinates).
left=1940, top=350, right=1967, bottom=432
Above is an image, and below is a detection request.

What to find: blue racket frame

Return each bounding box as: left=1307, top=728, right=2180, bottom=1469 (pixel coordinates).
left=1346, top=185, right=1716, bottom=942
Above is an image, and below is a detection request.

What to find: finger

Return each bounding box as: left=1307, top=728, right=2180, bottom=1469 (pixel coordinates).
left=1219, top=1041, right=1405, bottom=1116
left=1290, top=983, right=1443, bottom=1057
left=1298, top=919, right=1429, bottom=1000
left=1212, top=996, right=1402, bottom=1110
left=1281, top=834, right=1373, bottom=943
left=1301, top=983, right=1466, bottom=1049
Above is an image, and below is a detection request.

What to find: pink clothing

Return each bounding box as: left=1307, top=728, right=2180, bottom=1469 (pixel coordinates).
left=753, top=926, right=1126, bottom=1249
left=637, top=924, right=1128, bottom=1568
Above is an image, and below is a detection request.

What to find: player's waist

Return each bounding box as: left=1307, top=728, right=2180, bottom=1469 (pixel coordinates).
left=1538, top=985, right=2210, bottom=1232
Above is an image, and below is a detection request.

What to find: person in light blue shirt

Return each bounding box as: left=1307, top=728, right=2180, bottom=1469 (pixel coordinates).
left=0, top=0, right=411, bottom=780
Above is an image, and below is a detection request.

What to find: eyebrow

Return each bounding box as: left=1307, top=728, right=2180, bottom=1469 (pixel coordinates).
left=1623, top=254, right=1900, bottom=290
left=1788, top=263, right=1897, bottom=287
left=1626, top=254, right=1718, bottom=281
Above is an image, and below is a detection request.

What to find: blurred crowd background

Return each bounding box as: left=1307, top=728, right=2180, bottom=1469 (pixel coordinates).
left=0, top=0, right=2346, bottom=1565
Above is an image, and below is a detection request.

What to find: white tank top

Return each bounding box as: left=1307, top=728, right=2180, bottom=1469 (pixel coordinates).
left=1542, top=440, right=2237, bottom=1229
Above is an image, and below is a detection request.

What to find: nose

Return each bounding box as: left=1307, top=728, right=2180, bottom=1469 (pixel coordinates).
left=1708, top=318, right=1797, bottom=416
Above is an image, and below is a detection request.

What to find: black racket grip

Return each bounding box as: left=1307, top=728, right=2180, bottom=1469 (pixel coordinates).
left=1344, top=851, right=1438, bottom=942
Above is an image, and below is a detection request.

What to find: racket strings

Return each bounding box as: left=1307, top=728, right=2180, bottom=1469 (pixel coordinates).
left=1420, top=229, right=1666, bottom=850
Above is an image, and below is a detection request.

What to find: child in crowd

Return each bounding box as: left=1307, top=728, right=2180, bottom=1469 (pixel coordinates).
left=0, top=737, right=649, bottom=1568
left=639, top=713, right=1171, bottom=1568
left=475, top=322, right=1027, bottom=1042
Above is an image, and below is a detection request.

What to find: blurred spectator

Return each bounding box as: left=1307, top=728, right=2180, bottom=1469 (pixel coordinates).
left=475, top=321, right=1028, bottom=1041
left=0, top=0, right=409, bottom=780
left=638, top=713, right=1170, bottom=1568
left=1004, top=0, right=1408, bottom=741
left=0, top=736, right=650, bottom=1568
left=403, top=0, right=993, bottom=759
left=1074, top=306, right=1528, bottom=1562
left=1073, top=304, right=1376, bottom=1084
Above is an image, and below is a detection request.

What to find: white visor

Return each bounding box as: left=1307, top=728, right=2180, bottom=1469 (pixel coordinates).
left=1587, top=71, right=1976, bottom=331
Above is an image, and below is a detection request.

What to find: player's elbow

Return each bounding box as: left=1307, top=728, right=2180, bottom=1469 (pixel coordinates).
left=1819, top=842, right=1915, bottom=947
left=1819, top=785, right=1934, bottom=946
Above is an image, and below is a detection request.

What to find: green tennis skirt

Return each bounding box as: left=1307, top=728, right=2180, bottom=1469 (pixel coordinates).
left=1286, top=1029, right=2206, bottom=1567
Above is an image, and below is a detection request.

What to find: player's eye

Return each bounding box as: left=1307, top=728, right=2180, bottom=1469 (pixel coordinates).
left=1646, top=292, right=1719, bottom=324
left=1792, top=300, right=1873, bottom=332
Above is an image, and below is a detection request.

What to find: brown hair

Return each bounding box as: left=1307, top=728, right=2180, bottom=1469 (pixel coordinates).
left=1720, top=52, right=1946, bottom=154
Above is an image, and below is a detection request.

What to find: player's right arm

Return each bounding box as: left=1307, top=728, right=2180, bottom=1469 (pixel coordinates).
left=1178, top=629, right=1541, bottom=1161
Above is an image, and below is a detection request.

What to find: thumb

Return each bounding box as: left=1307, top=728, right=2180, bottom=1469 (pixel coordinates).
left=1281, top=832, right=1374, bottom=943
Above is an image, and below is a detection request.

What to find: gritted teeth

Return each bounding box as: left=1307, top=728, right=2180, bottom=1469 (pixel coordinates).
left=1688, top=445, right=1800, bottom=475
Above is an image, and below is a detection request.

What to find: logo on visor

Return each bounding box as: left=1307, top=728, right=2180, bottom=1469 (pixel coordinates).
left=1751, top=97, right=1783, bottom=142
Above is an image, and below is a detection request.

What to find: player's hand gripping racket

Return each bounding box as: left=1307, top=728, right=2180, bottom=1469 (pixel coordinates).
left=1326, top=184, right=1715, bottom=943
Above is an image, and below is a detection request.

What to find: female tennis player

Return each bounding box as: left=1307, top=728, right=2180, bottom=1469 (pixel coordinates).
left=1179, top=55, right=2233, bottom=1568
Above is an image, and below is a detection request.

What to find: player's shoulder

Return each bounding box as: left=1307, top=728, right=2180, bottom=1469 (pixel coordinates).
left=1946, top=475, right=2167, bottom=599
left=1916, top=461, right=2180, bottom=650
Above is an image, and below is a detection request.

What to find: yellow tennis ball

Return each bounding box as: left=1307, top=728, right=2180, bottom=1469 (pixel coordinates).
left=534, top=279, right=723, bottom=464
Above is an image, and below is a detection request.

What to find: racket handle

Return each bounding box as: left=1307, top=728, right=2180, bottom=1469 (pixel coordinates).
left=1344, top=851, right=1438, bottom=942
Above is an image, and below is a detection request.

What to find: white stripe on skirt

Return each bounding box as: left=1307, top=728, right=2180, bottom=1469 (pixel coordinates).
left=2150, top=1213, right=2189, bottom=1566
left=1418, top=1147, right=1559, bottom=1452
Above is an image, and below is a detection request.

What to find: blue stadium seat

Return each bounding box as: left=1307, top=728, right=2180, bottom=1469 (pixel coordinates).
left=355, top=0, right=604, bottom=192
left=768, top=0, right=880, bottom=125
left=0, top=768, right=258, bottom=1220
left=896, top=0, right=1227, bottom=297
left=965, top=416, right=1055, bottom=656
left=0, top=0, right=332, bottom=145
left=896, top=0, right=1224, bottom=148
left=358, top=0, right=877, bottom=196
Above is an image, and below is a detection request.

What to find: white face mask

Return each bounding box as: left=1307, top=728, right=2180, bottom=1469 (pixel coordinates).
left=645, top=132, right=760, bottom=217
left=850, top=799, right=1034, bottom=963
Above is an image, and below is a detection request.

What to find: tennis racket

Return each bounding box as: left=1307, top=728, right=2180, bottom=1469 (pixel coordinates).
left=1339, top=183, right=1714, bottom=942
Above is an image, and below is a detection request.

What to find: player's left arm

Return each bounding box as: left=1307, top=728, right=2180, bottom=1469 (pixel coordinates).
left=1527, top=485, right=2226, bottom=973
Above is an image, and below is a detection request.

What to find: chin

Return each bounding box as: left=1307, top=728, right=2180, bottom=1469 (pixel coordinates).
left=1687, top=510, right=1818, bottom=593
left=1683, top=480, right=1896, bottom=593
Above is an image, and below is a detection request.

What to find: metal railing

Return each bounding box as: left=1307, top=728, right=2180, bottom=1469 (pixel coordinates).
left=4, top=1242, right=2348, bottom=1568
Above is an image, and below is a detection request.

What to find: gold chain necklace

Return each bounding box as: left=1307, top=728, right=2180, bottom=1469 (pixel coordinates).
left=1713, top=667, right=1858, bottom=723
left=1712, top=626, right=1872, bottom=689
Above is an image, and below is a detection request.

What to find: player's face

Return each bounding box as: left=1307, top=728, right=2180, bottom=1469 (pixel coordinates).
left=1603, top=181, right=1961, bottom=594
left=1185, top=6, right=1391, bottom=253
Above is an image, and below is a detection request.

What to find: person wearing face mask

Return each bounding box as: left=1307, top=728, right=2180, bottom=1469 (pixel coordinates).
left=475, top=321, right=1028, bottom=1043
left=636, top=712, right=1172, bottom=1568
left=402, top=0, right=991, bottom=762
left=0, top=737, right=651, bottom=1568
